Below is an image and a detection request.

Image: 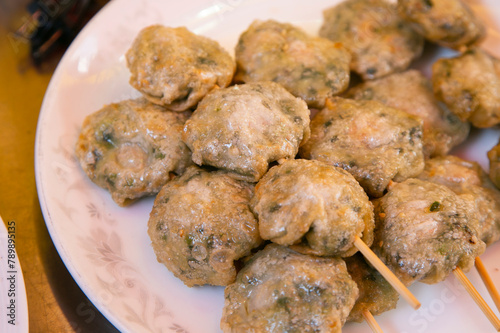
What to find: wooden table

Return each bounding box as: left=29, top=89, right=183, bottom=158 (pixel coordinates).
left=0, top=1, right=118, bottom=331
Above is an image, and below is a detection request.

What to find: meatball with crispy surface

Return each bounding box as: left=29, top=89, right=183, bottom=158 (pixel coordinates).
left=346, top=70, right=469, bottom=158
left=235, top=20, right=351, bottom=109
left=432, top=48, right=500, bottom=128
left=300, top=97, right=425, bottom=197
left=148, top=166, right=262, bottom=287
left=251, top=159, right=374, bottom=257
left=182, top=82, right=310, bottom=182
left=319, top=0, right=423, bottom=80
left=221, top=244, right=358, bottom=333
left=417, top=155, right=500, bottom=246
left=126, top=25, right=235, bottom=111
left=397, top=0, right=485, bottom=50
left=75, top=98, right=192, bottom=206
left=372, top=178, right=485, bottom=286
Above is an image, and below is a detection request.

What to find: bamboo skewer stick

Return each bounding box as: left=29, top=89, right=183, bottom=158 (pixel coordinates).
left=353, top=236, right=421, bottom=310
left=453, top=267, right=500, bottom=332
left=475, top=257, right=500, bottom=313
left=362, top=310, right=384, bottom=333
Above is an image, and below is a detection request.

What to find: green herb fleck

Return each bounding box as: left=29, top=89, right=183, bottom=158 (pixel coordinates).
left=430, top=201, right=441, bottom=212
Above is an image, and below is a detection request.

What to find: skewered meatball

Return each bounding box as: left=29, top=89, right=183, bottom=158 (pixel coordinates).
left=372, top=178, right=486, bottom=286
left=148, top=166, right=262, bottom=287
left=397, top=0, right=485, bottom=50
left=126, top=25, right=235, bottom=111
left=182, top=82, right=310, bottom=182
left=345, top=253, right=399, bottom=323
left=251, top=159, right=374, bottom=257
left=221, top=244, right=359, bottom=333
left=235, top=20, right=351, bottom=109
left=319, top=0, right=423, bottom=80
left=432, top=48, right=500, bottom=128
left=417, top=155, right=500, bottom=246
left=300, top=97, right=425, bottom=197
left=346, top=69, right=470, bottom=158
left=488, top=140, right=500, bottom=189
left=75, top=98, right=192, bottom=206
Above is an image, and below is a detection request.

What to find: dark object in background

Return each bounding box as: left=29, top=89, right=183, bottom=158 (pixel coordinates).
left=15, top=0, right=108, bottom=66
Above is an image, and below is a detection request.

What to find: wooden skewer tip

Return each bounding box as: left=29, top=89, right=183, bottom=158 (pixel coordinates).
left=453, top=267, right=500, bottom=332
left=362, top=310, right=384, bottom=333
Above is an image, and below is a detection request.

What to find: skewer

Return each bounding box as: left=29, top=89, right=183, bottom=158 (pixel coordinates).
left=362, top=310, right=384, bottom=333
left=353, top=236, right=421, bottom=310
left=475, top=257, right=500, bottom=313
left=453, top=267, right=500, bottom=331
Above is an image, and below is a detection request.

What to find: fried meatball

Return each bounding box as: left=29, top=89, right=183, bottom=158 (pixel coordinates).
left=488, top=140, right=500, bottom=189
left=126, top=25, right=235, bottom=111
left=221, top=244, right=358, bottom=333
left=346, top=70, right=470, bottom=158
left=251, top=159, right=374, bottom=257
left=235, top=20, right=351, bottom=109
left=372, top=178, right=486, bottom=286
left=319, top=0, right=423, bottom=80
left=300, top=97, right=425, bottom=197
left=75, top=98, right=192, bottom=206
left=182, top=82, right=310, bottom=182
left=345, top=253, right=399, bottom=323
left=397, top=0, right=485, bottom=50
left=148, top=166, right=262, bottom=287
left=432, top=48, right=500, bottom=128
left=417, top=155, right=500, bottom=246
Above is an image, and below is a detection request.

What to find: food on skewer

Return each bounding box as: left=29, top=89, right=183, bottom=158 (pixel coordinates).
left=221, top=244, right=359, bottom=333
left=372, top=178, right=486, bottom=285
left=319, top=0, right=424, bottom=80
left=397, top=0, right=485, bottom=50
left=432, top=48, right=500, bottom=128
left=300, top=97, right=425, bottom=198
left=182, top=81, right=310, bottom=182
left=251, top=159, right=420, bottom=309
left=251, top=159, right=374, bottom=257
left=345, top=69, right=470, bottom=158
left=75, top=98, right=192, bottom=206
left=234, top=19, right=351, bottom=109
left=417, top=155, right=500, bottom=246
left=148, top=166, right=262, bottom=287
left=345, top=253, right=399, bottom=331
left=372, top=178, right=500, bottom=329
left=416, top=155, right=500, bottom=311
left=126, top=25, right=235, bottom=111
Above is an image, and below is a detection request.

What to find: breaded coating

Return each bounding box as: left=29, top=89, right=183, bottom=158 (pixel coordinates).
left=221, top=244, right=358, bottom=333
left=182, top=82, right=310, bottom=182
left=488, top=140, right=500, bottom=189
left=251, top=159, right=374, bottom=257
left=235, top=20, right=351, bottom=109
left=418, top=155, right=500, bottom=246
left=300, top=97, right=425, bottom=197
left=148, top=166, right=262, bottom=287
left=397, top=0, right=485, bottom=50
left=372, top=178, right=485, bottom=286
left=346, top=70, right=469, bottom=158
left=345, top=253, right=399, bottom=323
left=126, top=25, right=235, bottom=111
left=319, top=0, right=423, bottom=80
left=75, top=98, right=192, bottom=206
left=432, top=48, right=500, bottom=128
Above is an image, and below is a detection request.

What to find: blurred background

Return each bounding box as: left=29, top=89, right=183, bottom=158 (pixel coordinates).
left=0, top=0, right=119, bottom=331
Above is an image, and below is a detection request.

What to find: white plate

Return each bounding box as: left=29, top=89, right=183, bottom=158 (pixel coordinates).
left=0, top=216, right=29, bottom=333
left=35, top=0, right=500, bottom=332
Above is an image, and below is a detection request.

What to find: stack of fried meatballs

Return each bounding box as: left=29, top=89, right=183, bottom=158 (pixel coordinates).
left=75, top=0, right=500, bottom=332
